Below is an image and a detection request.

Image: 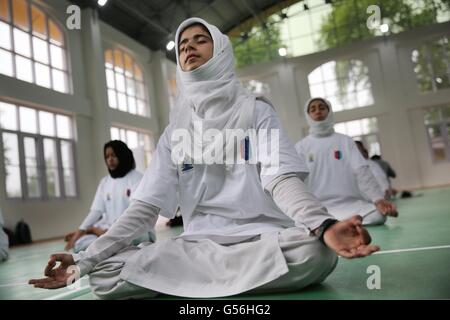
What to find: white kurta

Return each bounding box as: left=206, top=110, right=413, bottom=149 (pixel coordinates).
left=295, top=133, right=377, bottom=220
left=113, top=100, right=325, bottom=296
left=367, top=160, right=389, bottom=194
left=80, top=170, right=143, bottom=230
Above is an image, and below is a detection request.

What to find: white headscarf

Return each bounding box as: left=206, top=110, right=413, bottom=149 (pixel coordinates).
left=171, top=17, right=255, bottom=164
left=304, top=97, right=335, bottom=137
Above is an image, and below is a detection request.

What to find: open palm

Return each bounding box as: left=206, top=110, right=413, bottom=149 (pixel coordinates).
left=323, top=215, right=380, bottom=259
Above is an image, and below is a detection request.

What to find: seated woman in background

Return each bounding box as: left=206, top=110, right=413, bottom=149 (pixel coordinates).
left=355, top=141, right=392, bottom=200
left=295, top=97, right=398, bottom=226
left=64, top=140, right=152, bottom=253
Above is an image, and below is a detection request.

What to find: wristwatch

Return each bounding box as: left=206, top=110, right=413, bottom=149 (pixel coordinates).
left=314, top=218, right=338, bottom=243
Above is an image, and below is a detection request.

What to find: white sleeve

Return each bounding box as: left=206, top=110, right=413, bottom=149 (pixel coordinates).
left=131, top=125, right=179, bottom=219
left=355, top=166, right=385, bottom=203
left=255, top=102, right=308, bottom=189
left=78, top=179, right=106, bottom=230
left=368, top=162, right=389, bottom=192
left=79, top=210, right=103, bottom=231
left=266, top=173, right=335, bottom=231
left=73, top=199, right=159, bottom=277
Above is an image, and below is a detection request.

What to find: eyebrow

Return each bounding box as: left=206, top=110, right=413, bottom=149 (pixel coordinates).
left=179, top=34, right=212, bottom=47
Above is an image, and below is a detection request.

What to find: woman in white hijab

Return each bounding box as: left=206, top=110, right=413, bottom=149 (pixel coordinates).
left=30, top=19, right=379, bottom=299
left=295, top=97, right=398, bottom=225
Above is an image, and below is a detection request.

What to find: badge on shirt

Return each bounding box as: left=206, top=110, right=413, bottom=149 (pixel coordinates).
left=334, top=150, right=343, bottom=160
left=126, top=188, right=131, bottom=197
left=308, top=153, right=314, bottom=162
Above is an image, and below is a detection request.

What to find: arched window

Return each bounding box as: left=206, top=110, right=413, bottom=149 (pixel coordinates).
left=308, top=59, right=374, bottom=111
left=0, top=0, right=69, bottom=93
left=412, top=35, right=450, bottom=93
left=105, top=48, right=149, bottom=117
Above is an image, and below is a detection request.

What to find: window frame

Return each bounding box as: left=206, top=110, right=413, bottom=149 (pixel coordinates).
left=0, top=100, right=78, bottom=201
left=424, top=107, right=450, bottom=163
left=0, top=0, right=71, bottom=93
left=104, top=47, right=150, bottom=118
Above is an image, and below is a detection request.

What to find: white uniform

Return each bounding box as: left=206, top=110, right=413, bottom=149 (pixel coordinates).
left=74, top=170, right=147, bottom=253
left=0, top=208, right=9, bottom=262
left=74, top=101, right=338, bottom=298
left=295, top=133, right=385, bottom=223
left=367, top=160, right=389, bottom=195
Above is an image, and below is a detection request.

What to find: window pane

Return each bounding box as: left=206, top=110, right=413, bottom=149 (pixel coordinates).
left=13, top=27, right=31, bottom=57
left=31, top=5, right=47, bottom=39
left=12, top=0, right=29, bottom=31
left=117, top=93, right=127, bottom=111
left=39, top=111, right=55, bottom=136
left=106, top=68, right=115, bottom=89
left=19, top=106, right=37, bottom=133
left=43, top=138, right=60, bottom=197
left=104, top=50, right=113, bottom=68
left=126, top=77, right=135, bottom=96
left=0, top=21, right=11, bottom=50
left=63, top=168, right=76, bottom=196
left=126, top=130, right=138, bottom=149
left=5, top=165, right=21, bottom=197
left=15, top=55, right=33, bottom=82
left=0, top=49, right=13, bottom=76
left=107, top=89, right=117, bottom=109
left=52, top=69, right=67, bottom=93
left=61, top=141, right=73, bottom=168
left=124, top=53, right=133, bottom=77
left=24, top=137, right=41, bottom=198
left=334, top=123, right=346, bottom=135
left=346, top=120, right=362, bottom=137
left=128, top=97, right=137, bottom=114
left=56, top=114, right=71, bottom=138
left=49, top=19, right=63, bottom=46
left=0, top=0, right=10, bottom=22
left=357, top=89, right=374, bottom=107
left=114, top=49, right=124, bottom=72
left=136, top=82, right=145, bottom=99
left=134, top=64, right=143, bottom=80
left=137, top=99, right=146, bottom=116
left=110, top=127, right=119, bottom=140
left=50, top=44, right=64, bottom=69
left=35, top=62, right=51, bottom=88
left=33, top=36, right=49, bottom=64
left=0, top=101, right=17, bottom=130
left=2, top=132, right=20, bottom=165
left=115, top=73, right=125, bottom=92
left=61, top=141, right=76, bottom=196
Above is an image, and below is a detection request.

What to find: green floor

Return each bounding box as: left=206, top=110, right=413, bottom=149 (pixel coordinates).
left=1, top=187, right=449, bottom=300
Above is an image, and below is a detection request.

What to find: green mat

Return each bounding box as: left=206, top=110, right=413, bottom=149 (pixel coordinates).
left=1, top=187, right=449, bottom=300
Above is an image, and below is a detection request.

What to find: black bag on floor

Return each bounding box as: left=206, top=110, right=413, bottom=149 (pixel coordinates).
left=15, top=220, right=32, bottom=245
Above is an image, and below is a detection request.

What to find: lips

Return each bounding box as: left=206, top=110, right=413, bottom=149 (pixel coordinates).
left=185, top=54, right=199, bottom=63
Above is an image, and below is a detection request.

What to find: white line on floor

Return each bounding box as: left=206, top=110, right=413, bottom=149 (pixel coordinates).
left=0, top=282, right=29, bottom=288
left=374, top=244, right=450, bottom=255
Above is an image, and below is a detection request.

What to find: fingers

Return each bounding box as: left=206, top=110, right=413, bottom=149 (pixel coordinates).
left=44, top=256, right=57, bottom=277
left=29, top=278, right=52, bottom=285
left=338, top=244, right=380, bottom=259
left=357, top=225, right=372, bottom=245
left=32, top=279, right=66, bottom=289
